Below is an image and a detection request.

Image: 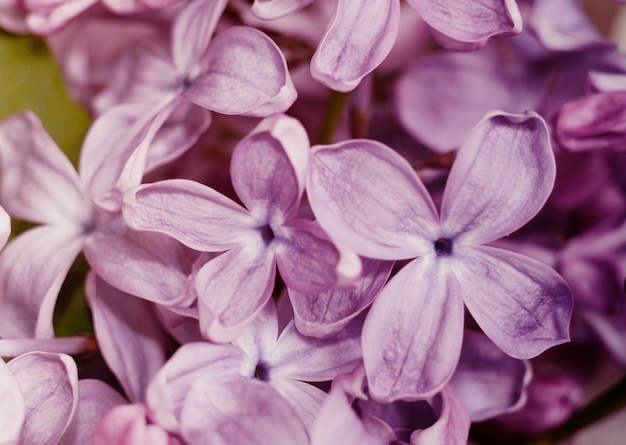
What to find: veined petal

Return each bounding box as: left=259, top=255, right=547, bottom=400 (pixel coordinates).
left=308, top=139, right=438, bottom=260
left=171, top=0, right=228, bottom=75
left=231, top=115, right=309, bottom=221
left=275, top=219, right=350, bottom=294
left=7, top=352, right=78, bottom=445
left=86, top=273, right=169, bottom=403
left=406, top=0, right=522, bottom=44
left=123, top=179, right=256, bottom=251
left=180, top=379, right=309, bottom=445
left=0, top=359, right=24, bottom=445
left=252, top=0, right=314, bottom=19
left=362, top=256, right=464, bottom=402
left=184, top=26, right=296, bottom=117
left=289, top=257, right=393, bottom=339
left=0, top=226, right=84, bottom=339
left=454, top=245, right=572, bottom=359
left=441, top=111, right=555, bottom=245
left=196, top=246, right=276, bottom=343
left=311, top=0, right=400, bottom=92
left=0, top=111, right=90, bottom=225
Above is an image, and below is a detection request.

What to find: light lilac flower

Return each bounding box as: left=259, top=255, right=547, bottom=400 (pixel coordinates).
left=123, top=114, right=360, bottom=342
left=307, top=110, right=573, bottom=401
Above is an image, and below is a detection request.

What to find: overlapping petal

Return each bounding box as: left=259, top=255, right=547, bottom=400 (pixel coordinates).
left=251, top=0, right=314, bottom=20
left=123, top=178, right=256, bottom=251
left=91, top=404, right=172, bottom=445
left=362, top=256, right=465, bottom=401
left=311, top=0, right=400, bottom=92
left=0, top=359, right=24, bottom=445
left=308, top=139, right=438, bottom=260
left=455, top=245, right=572, bottom=359
left=409, top=387, right=470, bottom=445
left=184, top=26, right=296, bottom=117
left=441, top=111, right=555, bottom=245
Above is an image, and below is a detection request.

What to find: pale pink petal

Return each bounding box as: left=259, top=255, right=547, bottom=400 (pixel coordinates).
left=195, top=246, right=276, bottom=343
left=86, top=273, right=169, bottom=403
left=0, top=227, right=84, bottom=338
left=184, top=26, right=296, bottom=117
left=407, top=0, right=522, bottom=44
left=232, top=300, right=279, bottom=367
left=362, top=256, right=464, bottom=402
left=0, top=111, right=90, bottom=225
left=268, top=378, right=327, bottom=433
left=180, top=379, right=309, bottom=445
left=123, top=179, right=256, bottom=251
left=0, top=205, right=10, bottom=250
left=311, top=0, right=400, bottom=92
left=231, top=114, right=309, bottom=221
left=441, top=111, right=555, bottom=245
left=308, top=139, right=438, bottom=260
left=251, top=0, right=314, bottom=19
left=25, top=0, right=97, bottom=35
left=454, top=245, right=572, bottom=359
left=7, top=352, right=78, bottom=445
left=0, top=359, right=24, bottom=445
left=91, top=404, right=171, bottom=445
left=0, top=336, right=93, bottom=358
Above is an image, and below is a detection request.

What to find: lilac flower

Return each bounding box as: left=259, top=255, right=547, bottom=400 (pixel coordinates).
left=123, top=114, right=360, bottom=342
left=145, top=300, right=361, bottom=440
left=307, top=110, right=573, bottom=401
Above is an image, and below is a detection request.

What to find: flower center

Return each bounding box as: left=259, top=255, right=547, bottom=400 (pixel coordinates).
left=259, top=224, right=275, bottom=246
left=254, top=363, right=270, bottom=381
left=434, top=238, right=453, bottom=256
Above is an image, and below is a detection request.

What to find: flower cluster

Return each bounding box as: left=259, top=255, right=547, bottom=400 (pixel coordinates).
left=0, top=0, right=625, bottom=444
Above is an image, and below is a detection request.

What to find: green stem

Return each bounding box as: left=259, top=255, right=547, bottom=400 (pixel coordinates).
left=317, top=90, right=351, bottom=145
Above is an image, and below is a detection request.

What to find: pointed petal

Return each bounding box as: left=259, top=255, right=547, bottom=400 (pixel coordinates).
left=147, top=342, right=251, bottom=433
left=231, top=114, right=310, bottom=221
left=269, top=318, right=362, bottom=382
left=7, top=352, right=78, bottom=445
left=409, top=387, right=470, bottom=445
left=0, top=111, right=90, bottom=225
left=86, top=273, right=169, bottom=403
left=311, top=0, right=400, bottom=91
left=308, top=140, right=438, bottom=260
left=183, top=26, right=296, bottom=117
left=455, top=245, right=573, bottom=359
left=196, top=246, right=276, bottom=343
left=275, top=219, right=351, bottom=294
left=362, top=256, right=464, bottom=401
left=123, top=178, right=256, bottom=251
left=289, top=257, right=393, bottom=338
left=59, top=379, right=128, bottom=445
left=0, top=360, right=24, bottom=445
left=441, top=111, right=555, bottom=245
left=406, top=0, right=522, bottom=43
left=0, top=226, right=84, bottom=338
left=171, top=0, right=228, bottom=75
left=180, top=379, right=309, bottom=445
left=450, top=330, right=530, bottom=421
left=84, top=216, right=198, bottom=306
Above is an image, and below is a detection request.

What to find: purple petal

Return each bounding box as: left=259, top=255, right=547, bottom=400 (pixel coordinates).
left=0, top=360, right=25, bottom=444
left=0, top=111, right=90, bottom=225
left=409, top=387, right=470, bottom=445
left=91, top=404, right=172, bottom=445
left=180, top=379, right=309, bottom=445
left=0, top=336, right=93, bottom=358
left=25, top=0, right=97, bottom=35
left=59, top=379, right=128, bottom=445
left=289, top=257, right=393, bottom=338
left=184, top=26, right=296, bottom=117
left=123, top=179, right=256, bottom=251
left=308, top=140, right=438, bottom=260
left=230, top=114, right=310, bottom=221
left=406, top=0, right=522, bottom=44
left=85, top=216, right=198, bottom=306
left=86, top=273, right=169, bottom=403
left=455, top=245, right=572, bottom=359
left=7, top=352, right=78, bottom=445
left=275, top=219, right=353, bottom=294
left=311, top=0, right=400, bottom=92
left=232, top=299, right=279, bottom=368
left=251, top=0, right=315, bottom=19
left=268, top=378, right=327, bottom=433
left=171, top=0, right=228, bottom=75
left=0, top=227, right=84, bottom=338
left=441, top=111, right=555, bottom=245
left=147, top=342, right=250, bottom=433
left=555, top=91, right=626, bottom=153
left=449, top=330, right=530, bottom=421
left=195, top=246, right=276, bottom=343
left=362, top=256, right=465, bottom=402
